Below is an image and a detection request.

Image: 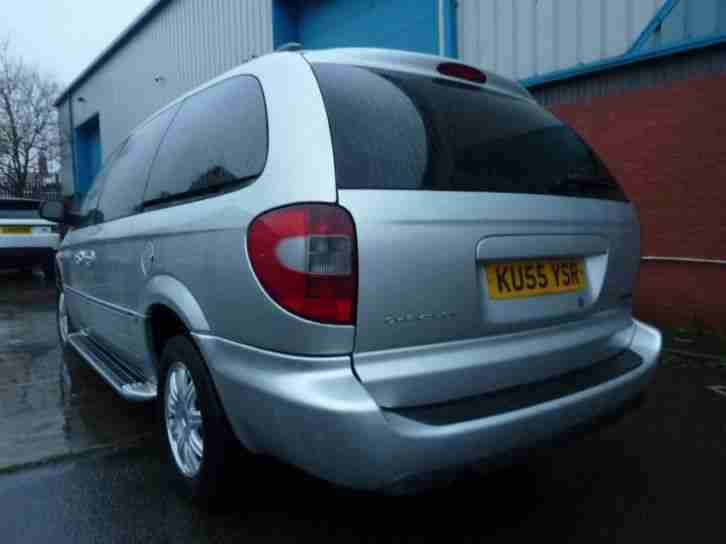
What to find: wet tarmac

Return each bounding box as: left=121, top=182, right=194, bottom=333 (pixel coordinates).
left=2, top=269, right=726, bottom=542
left=1, top=356, right=725, bottom=543
left=0, top=270, right=155, bottom=470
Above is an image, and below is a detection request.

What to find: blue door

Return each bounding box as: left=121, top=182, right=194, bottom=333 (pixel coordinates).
left=274, top=0, right=441, bottom=55
left=75, top=115, right=102, bottom=196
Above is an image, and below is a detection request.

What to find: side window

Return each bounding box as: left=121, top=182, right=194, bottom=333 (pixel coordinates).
left=97, top=106, right=178, bottom=222
left=144, top=76, right=267, bottom=206
left=77, top=144, right=124, bottom=228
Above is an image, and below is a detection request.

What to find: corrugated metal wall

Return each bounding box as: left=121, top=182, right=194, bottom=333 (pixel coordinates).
left=458, top=0, right=667, bottom=80
left=298, top=0, right=439, bottom=55
left=57, top=101, right=74, bottom=196
left=640, top=0, right=726, bottom=52
left=62, top=0, right=272, bottom=193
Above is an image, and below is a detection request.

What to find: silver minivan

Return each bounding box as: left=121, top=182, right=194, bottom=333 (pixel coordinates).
left=42, top=48, right=661, bottom=502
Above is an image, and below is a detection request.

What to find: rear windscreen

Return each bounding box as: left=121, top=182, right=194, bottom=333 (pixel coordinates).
left=312, top=63, right=627, bottom=201
left=0, top=200, right=41, bottom=219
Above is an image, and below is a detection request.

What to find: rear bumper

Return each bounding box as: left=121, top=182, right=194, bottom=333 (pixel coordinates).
left=0, top=246, right=56, bottom=269
left=196, top=319, right=660, bottom=491
left=0, top=233, right=58, bottom=249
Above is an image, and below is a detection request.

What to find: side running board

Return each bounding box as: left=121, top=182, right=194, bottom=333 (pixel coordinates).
left=68, top=332, right=157, bottom=401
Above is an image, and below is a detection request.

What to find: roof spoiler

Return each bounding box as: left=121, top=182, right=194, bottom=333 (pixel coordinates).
left=276, top=42, right=303, bottom=52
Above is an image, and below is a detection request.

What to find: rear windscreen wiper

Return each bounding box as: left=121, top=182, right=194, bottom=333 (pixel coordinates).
left=548, top=174, right=615, bottom=196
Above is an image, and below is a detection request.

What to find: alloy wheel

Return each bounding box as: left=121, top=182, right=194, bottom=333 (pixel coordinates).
left=58, top=291, right=69, bottom=345
left=165, top=361, right=204, bottom=478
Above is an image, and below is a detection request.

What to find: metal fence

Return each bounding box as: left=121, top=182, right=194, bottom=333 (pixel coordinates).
left=0, top=178, right=63, bottom=201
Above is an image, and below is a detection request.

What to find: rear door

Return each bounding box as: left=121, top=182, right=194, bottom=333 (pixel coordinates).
left=89, top=105, right=178, bottom=376
left=311, top=61, right=640, bottom=407
left=61, top=147, right=121, bottom=335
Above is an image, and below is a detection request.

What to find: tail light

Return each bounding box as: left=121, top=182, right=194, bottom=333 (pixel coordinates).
left=247, top=204, right=357, bottom=325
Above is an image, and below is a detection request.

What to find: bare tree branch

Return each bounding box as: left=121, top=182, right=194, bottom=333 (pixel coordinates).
left=0, top=36, right=65, bottom=196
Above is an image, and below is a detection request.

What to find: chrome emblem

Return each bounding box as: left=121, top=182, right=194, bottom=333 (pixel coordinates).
left=384, top=311, right=456, bottom=326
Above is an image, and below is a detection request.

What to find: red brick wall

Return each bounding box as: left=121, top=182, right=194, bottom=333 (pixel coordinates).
left=548, top=73, right=726, bottom=328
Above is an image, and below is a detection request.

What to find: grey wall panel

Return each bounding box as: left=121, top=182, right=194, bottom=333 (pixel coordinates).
left=458, top=0, right=666, bottom=80
left=641, top=0, right=726, bottom=53
left=531, top=43, right=726, bottom=106
left=65, top=0, right=272, bottom=172
left=57, top=101, right=74, bottom=196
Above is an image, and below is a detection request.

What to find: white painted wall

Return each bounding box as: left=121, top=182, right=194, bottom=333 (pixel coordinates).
left=458, top=0, right=667, bottom=80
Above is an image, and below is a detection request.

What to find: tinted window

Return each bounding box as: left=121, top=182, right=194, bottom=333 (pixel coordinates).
left=97, top=106, right=178, bottom=222
left=0, top=200, right=40, bottom=219
left=313, top=63, right=627, bottom=201
left=144, top=76, right=267, bottom=206
left=78, top=145, right=124, bottom=227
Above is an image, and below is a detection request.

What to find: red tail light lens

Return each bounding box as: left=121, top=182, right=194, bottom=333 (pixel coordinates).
left=437, top=62, right=487, bottom=84
left=247, top=204, right=357, bottom=325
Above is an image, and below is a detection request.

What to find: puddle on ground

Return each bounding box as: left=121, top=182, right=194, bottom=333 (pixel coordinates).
left=0, top=270, right=155, bottom=469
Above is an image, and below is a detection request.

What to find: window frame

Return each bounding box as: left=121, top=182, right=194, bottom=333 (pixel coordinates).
left=312, top=62, right=627, bottom=202
left=95, top=104, right=180, bottom=223
left=76, top=140, right=127, bottom=228
left=141, top=74, right=270, bottom=212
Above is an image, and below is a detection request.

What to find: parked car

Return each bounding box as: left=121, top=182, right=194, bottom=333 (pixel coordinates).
left=1, top=197, right=60, bottom=278
left=41, top=48, right=661, bottom=503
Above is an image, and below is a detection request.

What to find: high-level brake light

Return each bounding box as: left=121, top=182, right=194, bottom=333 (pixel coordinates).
left=437, top=62, right=488, bottom=84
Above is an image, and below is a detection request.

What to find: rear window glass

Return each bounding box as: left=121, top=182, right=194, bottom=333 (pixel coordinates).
left=0, top=200, right=40, bottom=219
left=312, top=63, right=627, bottom=201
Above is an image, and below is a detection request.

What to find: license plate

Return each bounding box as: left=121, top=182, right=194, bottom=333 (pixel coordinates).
left=485, top=259, right=587, bottom=300
left=0, top=226, right=32, bottom=235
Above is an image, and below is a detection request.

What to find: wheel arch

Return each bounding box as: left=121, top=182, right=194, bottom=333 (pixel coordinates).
left=142, top=277, right=259, bottom=453
left=141, top=275, right=211, bottom=333
left=141, top=275, right=210, bottom=374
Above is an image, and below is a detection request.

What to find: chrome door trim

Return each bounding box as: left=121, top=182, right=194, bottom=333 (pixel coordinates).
left=476, top=234, right=609, bottom=261
left=64, top=284, right=147, bottom=320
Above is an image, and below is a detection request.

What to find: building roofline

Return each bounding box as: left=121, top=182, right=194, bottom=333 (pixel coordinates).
left=54, top=0, right=725, bottom=105
left=522, top=33, right=726, bottom=89
left=54, top=0, right=171, bottom=107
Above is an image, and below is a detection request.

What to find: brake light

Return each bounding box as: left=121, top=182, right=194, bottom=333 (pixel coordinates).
left=247, top=204, right=357, bottom=325
left=437, top=62, right=487, bottom=84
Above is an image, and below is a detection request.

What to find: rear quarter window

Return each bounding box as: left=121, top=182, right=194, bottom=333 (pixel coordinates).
left=97, top=106, right=178, bottom=222
left=312, top=63, right=627, bottom=202
left=144, top=75, right=268, bottom=207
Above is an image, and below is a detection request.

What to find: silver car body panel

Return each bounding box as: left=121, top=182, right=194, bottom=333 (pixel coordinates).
left=351, top=310, right=635, bottom=408
left=198, top=319, right=660, bottom=491
left=61, top=52, right=354, bottom=372
left=58, top=47, right=661, bottom=490
left=338, top=190, right=640, bottom=407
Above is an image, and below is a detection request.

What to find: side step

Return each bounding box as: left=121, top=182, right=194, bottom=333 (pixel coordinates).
left=68, top=332, right=157, bottom=402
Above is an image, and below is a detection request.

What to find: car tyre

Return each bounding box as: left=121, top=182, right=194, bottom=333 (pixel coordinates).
left=43, top=260, right=56, bottom=281
left=159, top=334, right=240, bottom=507
left=56, top=288, right=73, bottom=349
